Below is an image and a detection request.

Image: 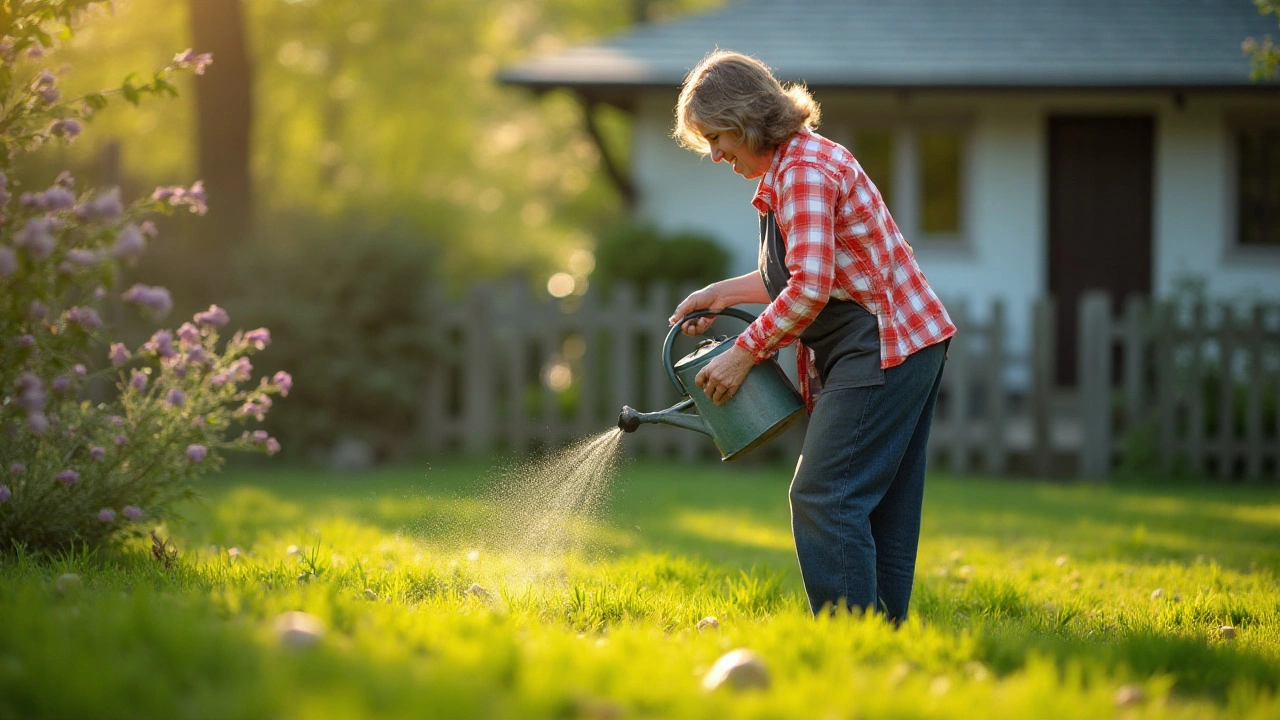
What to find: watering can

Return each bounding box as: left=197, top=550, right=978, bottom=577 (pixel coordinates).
left=617, top=308, right=805, bottom=461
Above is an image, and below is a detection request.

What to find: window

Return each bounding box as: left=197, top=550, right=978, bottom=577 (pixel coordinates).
left=839, top=120, right=968, bottom=244
left=851, top=130, right=894, bottom=210
left=920, top=129, right=963, bottom=235
left=1237, top=126, right=1280, bottom=247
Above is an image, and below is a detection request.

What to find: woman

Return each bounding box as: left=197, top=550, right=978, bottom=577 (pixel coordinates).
left=668, top=50, right=955, bottom=622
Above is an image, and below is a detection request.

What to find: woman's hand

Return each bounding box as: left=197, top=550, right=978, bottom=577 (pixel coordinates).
left=669, top=285, right=725, bottom=336
left=695, top=344, right=755, bottom=406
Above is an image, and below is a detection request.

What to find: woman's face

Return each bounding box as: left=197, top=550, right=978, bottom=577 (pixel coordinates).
left=702, top=129, right=772, bottom=180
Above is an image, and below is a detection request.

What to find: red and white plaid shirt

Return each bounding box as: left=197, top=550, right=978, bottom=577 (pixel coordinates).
left=735, top=129, right=955, bottom=406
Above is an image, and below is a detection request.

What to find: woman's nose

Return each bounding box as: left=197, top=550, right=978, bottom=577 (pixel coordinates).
left=710, top=147, right=723, bottom=162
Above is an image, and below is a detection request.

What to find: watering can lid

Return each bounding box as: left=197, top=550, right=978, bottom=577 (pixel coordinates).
left=673, top=335, right=736, bottom=372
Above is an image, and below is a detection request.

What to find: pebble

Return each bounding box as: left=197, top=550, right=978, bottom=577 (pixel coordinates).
left=286, top=545, right=300, bottom=556
left=363, top=588, right=377, bottom=601
left=1150, top=588, right=1164, bottom=600
left=1219, top=625, right=1236, bottom=640
left=1114, top=685, right=1146, bottom=706
left=464, top=583, right=493, bottom=602
left=702, top=648, right=770, bottom=691
left=696, top=616, right=720, bottom=632
left=55, top=573, right=80, bottom=595
left=274, top=611, right=325, bottom=649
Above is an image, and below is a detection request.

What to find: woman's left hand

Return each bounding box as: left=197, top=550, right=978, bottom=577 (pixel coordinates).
left=695, top=345, right=756, bottom=406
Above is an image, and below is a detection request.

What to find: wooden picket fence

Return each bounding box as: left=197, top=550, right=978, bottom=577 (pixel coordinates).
left=419, top=282, right=1280, bottom=481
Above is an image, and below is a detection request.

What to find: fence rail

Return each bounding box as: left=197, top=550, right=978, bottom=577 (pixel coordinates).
left=419, top=282, right=1280, bottom=482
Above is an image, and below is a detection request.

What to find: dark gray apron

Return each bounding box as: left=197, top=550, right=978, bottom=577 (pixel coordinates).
left=759, top=211, right=884, bottom=395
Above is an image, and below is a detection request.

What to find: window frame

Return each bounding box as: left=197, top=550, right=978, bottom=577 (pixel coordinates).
left=824, top=115, right=975, bottom=255
left=1225, top=114, right=1280, bottom=263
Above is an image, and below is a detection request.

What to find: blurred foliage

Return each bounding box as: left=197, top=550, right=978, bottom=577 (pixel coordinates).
left=1245, top=0, right=1280, bottom=81
left=31, top=0, right=727, bottom=288
left=228, top=212, right=438, bottom=461
left=591, top=222, right=730, bottom=294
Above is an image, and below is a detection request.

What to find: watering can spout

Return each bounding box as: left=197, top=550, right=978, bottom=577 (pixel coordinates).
left=617, top=399, right=712, bottom=437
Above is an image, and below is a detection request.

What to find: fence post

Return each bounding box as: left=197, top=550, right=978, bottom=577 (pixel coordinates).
left=1031, top=298, right=1056, bottom=477
left=463, top=283, right=495, bottom=454
left=1078, top=291, right=1112, bottom=480
left=983, top=299, right=1006, bottom=474
left=1155, top=302, right=1178, bottom=473
left=1218, top=305, right=1236, bottom=481
left=1187, top=303, right=1206, bottom=475
left=1122, top=295, right=1146, bottom=429
left=1245, top=306, right=1265, bottom=481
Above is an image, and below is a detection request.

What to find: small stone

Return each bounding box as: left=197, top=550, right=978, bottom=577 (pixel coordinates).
left=227, top=547, right=241, bottom=562
left=363, top=588, right=377, bottom=601
left=1150, top=588, right=1164, bottom=600
left=464, top=583, right=492, bottom=601
left=274, top=611, right=325, bottom=649
left=1114, top=685, right=1146, bottom=707
left=702, top=648, right=770, bottom=691
left=1172, top=593, right=1183, bottom=603
left=1219, top=625, right=1236, bottom=640
left=55, top=573, right=80, bottom=595
left=286, top=545, right=300, bottom=556
left=1055, top=555, right=1068, bottom=567
left=696, top=616, right=720, bottom=632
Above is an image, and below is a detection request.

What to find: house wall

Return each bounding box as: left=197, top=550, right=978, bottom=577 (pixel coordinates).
left=630, top=89, right=1280, bottom=379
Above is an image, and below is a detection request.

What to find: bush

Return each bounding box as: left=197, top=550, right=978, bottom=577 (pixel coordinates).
left=229, top=213, right=436, bottom=462
left=591, top=223, right=729, bottom=294
left=0, top=3, right=286, bottom=553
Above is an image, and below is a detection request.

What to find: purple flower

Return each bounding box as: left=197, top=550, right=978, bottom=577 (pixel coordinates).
left=49, top=118, right=81, bottom=139
left=0, top=247, right=15, bottom=277
left=123, top=506, right=143, bottom=521
left=39, top=186, right=76, bottom=210
left=244, top=328, right=271, bottom=350
left=192, top=416, right=205, bottom=427
left=113, top=434, right=128, bottom=446
left=9, top=463, right=23, bottom=474
left=0, top=485, right=9, bottom=504
left=173, top=49, right=214, bottom=75
left=239, top=402, right=264, bottom=421
left=122, top=284, right=173, bottom=319
left=166, top=388, right=185, bottom=407
left=210, top=370, right=232, bottom=387
left=65, top=306, right=102, bottom=330
left=139, top=221, right=157, bottom=238
left=17, top=334, right=36, bottom=348
left=34, top=71, right=56, bottom=88
left=266, top=438, right=281, bottom=456
left=111, top=223, right=145, bottom=259
left=90, top=446, right=105, bottom=460
left=272, top=371, right=293, bottom=396
left=73, top=364, right=86, bottom=376
left=108, top=415, right=125, bottom=426
left=16, top=218, right=55, bottom=260
left=110, top=343, right=130, bottom=366
left=54, top=171, right=75, bottom=189
left=185, top=347, right=209, bottom=368
left=233, top=357, right=253, bottom=381
left=151, top=182, right=208, bottom=215
left=54, top=469, right=79, bottom=487
left=129, top=370, right=148, bottom=392
left=142, top=329, right=176, bottom=359
left=52, top=375, right=70, bottom=392
left=97, top=508, right=116, bottom=522
left=194, top=305, right=229, bottom=327
left=28, top=45, right=44, bottom=59
left=177, top=323, right=200, bottom=344
left=28, top=413, right=48, bottom=434
left=28, top=301, right=48, bottom=321
left=16, top=373, right=46, bottom=412
left=186, top=444, right=207, bottom=463
left=66, top=248, right=98, bottom=267
left=75, top=187, right=123, bottom=221
left=252, top=430, right=269, bottom=444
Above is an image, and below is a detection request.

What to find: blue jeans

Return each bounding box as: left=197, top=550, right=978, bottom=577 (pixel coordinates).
left=789, top=341, right=947, bottom=620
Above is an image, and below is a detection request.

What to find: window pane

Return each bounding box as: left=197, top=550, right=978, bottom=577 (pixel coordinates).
left=852, top=130, right=893, bottom=210
left=921, top=130, right=962, bottom=235
left=1238, top=127, right=1280, bottom=247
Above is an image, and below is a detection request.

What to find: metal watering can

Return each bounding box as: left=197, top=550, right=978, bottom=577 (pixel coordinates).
left=617, top=308, right=805, bottom=461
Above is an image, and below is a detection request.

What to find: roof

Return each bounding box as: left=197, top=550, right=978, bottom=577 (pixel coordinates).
left=500, top=0, right=1280, bottom=95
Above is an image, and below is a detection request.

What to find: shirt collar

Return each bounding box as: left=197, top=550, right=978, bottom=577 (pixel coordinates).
left=751, top=128, right=808, bottom=214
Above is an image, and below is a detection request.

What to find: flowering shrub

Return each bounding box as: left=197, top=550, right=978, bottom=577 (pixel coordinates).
left=0, top=2, right=286, bottom=553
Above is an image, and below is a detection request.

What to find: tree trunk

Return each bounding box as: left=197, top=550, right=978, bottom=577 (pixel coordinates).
left=187, top=0, right=253, bottom=297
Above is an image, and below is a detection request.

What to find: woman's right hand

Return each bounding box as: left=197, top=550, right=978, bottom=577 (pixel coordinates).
left=669, top=285, right=724, bottom=336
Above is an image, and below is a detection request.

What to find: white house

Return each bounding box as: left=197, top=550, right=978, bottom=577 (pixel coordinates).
left=501, top=0, right=1280, bottom=383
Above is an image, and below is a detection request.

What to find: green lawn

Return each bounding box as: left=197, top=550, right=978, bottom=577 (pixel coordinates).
left=1, top=454, right=1278, bottom=719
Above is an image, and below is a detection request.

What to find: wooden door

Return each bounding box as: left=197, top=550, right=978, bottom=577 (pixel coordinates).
left=1047, top=116, right=1154, bottom=385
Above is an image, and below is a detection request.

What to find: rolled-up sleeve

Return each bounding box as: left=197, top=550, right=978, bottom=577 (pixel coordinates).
left=735, top=163, right=838, bottom=362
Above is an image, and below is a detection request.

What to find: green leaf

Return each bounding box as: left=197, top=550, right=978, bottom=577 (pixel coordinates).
left=84, top=93, right=108, bottom=111
left=122, top=81, right=140, bottom=106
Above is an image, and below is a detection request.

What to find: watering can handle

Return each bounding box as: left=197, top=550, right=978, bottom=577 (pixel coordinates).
left=663, top=307, right=759, bottom=394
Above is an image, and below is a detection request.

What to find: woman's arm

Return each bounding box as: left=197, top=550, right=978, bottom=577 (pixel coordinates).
left=669, top=272, right=770, bottom=335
